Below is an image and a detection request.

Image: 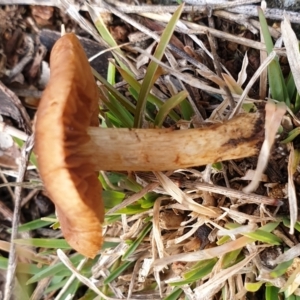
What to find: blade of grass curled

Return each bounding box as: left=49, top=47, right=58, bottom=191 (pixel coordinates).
left=258, top=7, right=290, bottom=106
left=134, top=3, right=184, bottom=128
left=154, top=91, right=188, bottom=127
left=117, top=66, right=181, bottom=122
left=122, top=222, right=152, bottom=261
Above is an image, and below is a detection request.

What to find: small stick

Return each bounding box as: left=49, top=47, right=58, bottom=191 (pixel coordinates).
left=3, top=136, right=34, bottom=300
left=193, top=182, right=282, bottom=206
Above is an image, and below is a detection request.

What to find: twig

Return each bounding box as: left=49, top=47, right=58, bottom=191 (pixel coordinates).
left=98, top=0, right=261, bottom=13
left=226, top=5, right=300, bottom=23
left=193, top=182, right=282, bottom=206
left=213, top=10, right=258, bottom=34
left=0, top=122, right=28, bottom=141
left=177, top=21, right=269, bottom=52
left=3, top=135, right=34, bottom=300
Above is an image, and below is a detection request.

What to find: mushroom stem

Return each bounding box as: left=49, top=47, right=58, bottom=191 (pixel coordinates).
left=82, top=112, right=264, bottom=171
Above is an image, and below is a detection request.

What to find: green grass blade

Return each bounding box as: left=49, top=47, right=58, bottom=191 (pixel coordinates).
left=243, top=229, right=282, bottom=245
left=27, top=254, right=84, bottom=284
left=107, top=60, right=116, bottom=85
left=103, top=260, right=134, bottom=284
left=45, top=277, right=69, bottom=293
left=282, top=127, right=300, bottom=143
left=117, top=66, right=180, bottom=122
left=258, top=7, right=290, bottom=106
left=221, top=249, right=243, bottom=268
left=245, top=281, right=264, bottom=292
left=99, top=86, right=134, bottom=128
left=122, top=222, right=152, bottom=261
left=286, top=72, right=296, bottom=101
left=14, top=137, right=38, bottom=167
left=260, top=222, right=280, bottom=232
left=295, top=92, right=300, bottom=113
left=270, top=259, right=294, bottom=278
left=134, top=3, right=184, bottom=128
left=154, top=91, right=188, bottom=127
left=0, top=257, right=51, bottom=276
left=170, top=258, right=217, bottom=286
left=7, top=216, right=55, bottom=233
left=163, top=287, right=183, bottom=300
left=283, top=217, right=300, bottom=232
left=265, top=285, right=280, bottom=300
left=103, top=190, right=125, bottom=209
left=180, top=98, right=194, bottom=120
left=92, top=68, right=136, bottom=114
left=56, top=278, right=80, bottom=299
left=116, top=204, right=149, bottom=215
left=14, top=238, right=71, bottom=249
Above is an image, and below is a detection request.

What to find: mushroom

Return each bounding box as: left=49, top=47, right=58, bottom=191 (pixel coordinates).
left=35, top=33, right=264, bottom=258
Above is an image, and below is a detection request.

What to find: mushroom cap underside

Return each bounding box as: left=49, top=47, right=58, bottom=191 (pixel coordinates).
left=35, top=33, right=104, bottom=258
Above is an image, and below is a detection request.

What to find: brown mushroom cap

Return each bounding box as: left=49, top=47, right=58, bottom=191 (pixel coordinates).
left=35, top=33, right=104, bottom=258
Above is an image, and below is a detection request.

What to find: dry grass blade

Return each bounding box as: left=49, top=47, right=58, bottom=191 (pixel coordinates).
left=56, top=250, right=120, bottom=300
left=230, top=51, right=277, bottom=118
left=243, top=101, right=286, bottom=193
left=193, top=252, right=257, bottom=299
left=273, top=243, right=300, bottom=265
left=154, top=236, right=253, bottom=267
left=4, top=136, right=33, bottom=300
left=237, top=51, right=249, bottom=86
left=152, top=197, right=165, bottom=259
left=153, top=171, right=220, bottom=218
left=281, top=15, right=300, bottom=95
left=287, top=144, right=300, bottom=234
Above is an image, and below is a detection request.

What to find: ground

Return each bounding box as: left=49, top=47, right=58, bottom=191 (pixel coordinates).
left=0, top=1, right=300, bottom=300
